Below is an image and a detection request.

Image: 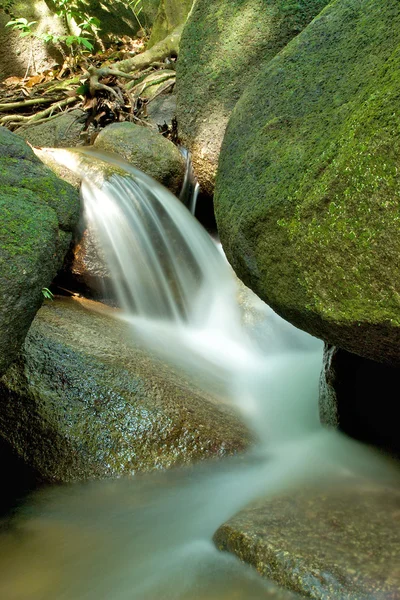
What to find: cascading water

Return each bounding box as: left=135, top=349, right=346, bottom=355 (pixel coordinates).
left=0, top=148, right=397, bottom=599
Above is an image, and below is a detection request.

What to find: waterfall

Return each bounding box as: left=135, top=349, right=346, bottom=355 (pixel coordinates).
left=1, top=148, right=397, bottom=600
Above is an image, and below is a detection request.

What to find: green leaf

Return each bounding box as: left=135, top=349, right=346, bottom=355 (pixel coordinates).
left=65, top=35, right=77, bottom=46
left=78, top=37, right=93, bottom=50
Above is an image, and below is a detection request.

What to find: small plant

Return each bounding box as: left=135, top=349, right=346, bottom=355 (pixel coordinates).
left=127, top=0, right=145, bottom=33
left=5, top=0, right=99, bottom=58
left=5, top=16, right=36, bottom=37
left=42, top=288, right=54, bottom=300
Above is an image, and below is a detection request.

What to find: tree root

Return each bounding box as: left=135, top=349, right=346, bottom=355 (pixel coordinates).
left=0, top=96, right=78, bottom=127
left=0, top=96, right=62, bottom=112
left=0, top=28, right=182, bottom=132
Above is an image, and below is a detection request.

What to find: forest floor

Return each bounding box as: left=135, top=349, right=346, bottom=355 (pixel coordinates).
left=0, top=32, right=179, bottom=143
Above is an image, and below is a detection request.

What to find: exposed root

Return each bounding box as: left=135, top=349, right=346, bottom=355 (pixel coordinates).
left=0, top=97, right=77, bottom=127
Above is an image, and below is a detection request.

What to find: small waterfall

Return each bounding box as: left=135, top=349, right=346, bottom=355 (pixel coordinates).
left=41, top=147, right=323, bottom=441
left=179, top=147, right=200, bottom=215
left=2, top=147, right=397, bottom=600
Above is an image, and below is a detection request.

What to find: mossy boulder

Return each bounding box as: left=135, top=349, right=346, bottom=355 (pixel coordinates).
left=0, top=127, right=80, bottom=376
left=215, top=0, right=400, bottom=366
left=93, top=122, right=185, bottom=195
left=176, top=0, right=329, bottom=195
left=215, top=480, right=400, bottom=598
left=0, top=297, right=251, bottom=483
left=15, top=109, right=87, bottom=149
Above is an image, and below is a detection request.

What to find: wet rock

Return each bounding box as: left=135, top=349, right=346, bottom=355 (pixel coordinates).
left=146, top=92, right=177, bottom=132
left=0, top=127, right=80, bottom=376
left=215, top=480, right=400, bottom=599
left=215, top=0, right=400, bottom=366
left=176, top=0, right=328, bottom=195
left=0, top=297, right=252, bottom=483
left=15, top=110, right=87, bottom=149
left=320, top=344, right=400, bottom=458
left=93, top=121, right=185, bottom=194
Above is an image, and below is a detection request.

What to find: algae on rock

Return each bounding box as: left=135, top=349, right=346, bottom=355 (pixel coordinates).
left=0, top=127, right=80, bottom=376
left=176, top=0, right=329, bottom=194
left=215, top=0, right=400, bottom=365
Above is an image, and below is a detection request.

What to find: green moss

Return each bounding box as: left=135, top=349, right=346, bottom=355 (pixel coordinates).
left=176, top=0, right=329, bottom=192
left=215, top=0, right=400, bottom=362
left=0, top=127, right=80, bottom=375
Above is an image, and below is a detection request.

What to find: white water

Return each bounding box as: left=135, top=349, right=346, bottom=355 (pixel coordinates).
left=1, top=148, right=397, bottom=599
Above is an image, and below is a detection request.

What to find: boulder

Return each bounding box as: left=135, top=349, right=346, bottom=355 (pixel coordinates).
left=146, top=92, right=177, bottom=132
left=215, top=480, right=400, bottom=598
left=215, top=0, right=400, bottom=366
left=0, top=297, right=251, bottom=483
left=0, top=127, right=80, bottom=376
left=320, top=344, right=400, bottom=458
left=93, top=122, right=185, bottom=195
left=15, top=109, right=87, bottom=148
left=176, top=0, right=329, bottom=195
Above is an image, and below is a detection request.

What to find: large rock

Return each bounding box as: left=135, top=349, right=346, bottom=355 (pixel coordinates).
left=215, top=480, right=400, bottom=599
left=0, top=127, right=80, bottom=376
left=93, top=122, right=185, bottom=195
left=0, top=297, right=251, bottom=483
left=176, top=0, right=329, bottom=195
left=15, top=109, right=87, bottom=148
left=215, top=0, right=400, bottom=366
left=320, top=344, right=400, bottom=458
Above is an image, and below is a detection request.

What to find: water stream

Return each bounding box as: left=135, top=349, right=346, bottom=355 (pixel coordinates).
left=0, top=148, right=398, bottom=599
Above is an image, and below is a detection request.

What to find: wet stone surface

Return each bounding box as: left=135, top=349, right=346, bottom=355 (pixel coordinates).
left=214, top=479, right=400, bottom=599
left=0, top=297, right=252, bottom=483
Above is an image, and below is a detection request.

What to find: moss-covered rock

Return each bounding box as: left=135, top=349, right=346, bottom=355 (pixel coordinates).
left=176, top=0, right=329, bottom=195
left=215, top=480, right=400, bottom=598
left=15, top=109, right=87, bottom=149
left=215, top=0, right=400, bottom=366
left=0, top=127, right=80, bottom=376
left=0, top=297, right=251, bottom=483
left=93, top=122, right=185, bottom=195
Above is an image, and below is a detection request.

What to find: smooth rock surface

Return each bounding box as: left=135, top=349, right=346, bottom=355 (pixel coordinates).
left=93, top=122, right=185, bottom=194
left=215, top=0, right=400, bottom=366
left=215, top=479, right=400, bottom=599
left=176, top=0, right=328, bottom=195
left=0, top=127, right=80, bottom=376
left=15, top=110, right=87, bottom=149
left=0, top=297, right=252, bottom=483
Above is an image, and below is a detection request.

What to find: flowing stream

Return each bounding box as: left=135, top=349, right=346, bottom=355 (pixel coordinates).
left=0, top=148, right=398, bottom=599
